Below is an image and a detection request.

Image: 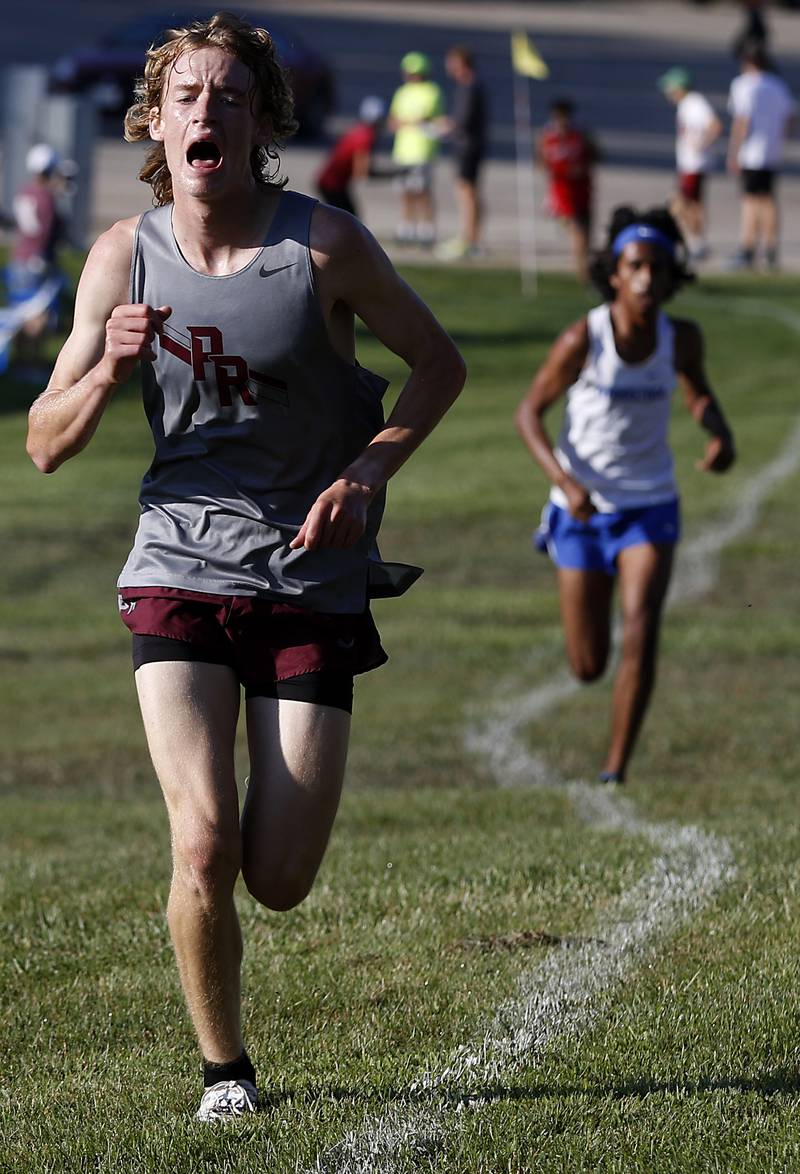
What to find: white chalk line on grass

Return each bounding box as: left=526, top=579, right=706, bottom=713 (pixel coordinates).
left=472, top=407, right=800, bottom=804
left=311, top=825, right=733, bottom=1174
left=306, top=298, right=800, bottom=1174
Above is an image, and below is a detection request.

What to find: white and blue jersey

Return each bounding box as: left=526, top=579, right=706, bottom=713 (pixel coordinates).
left=551, top=303, right=679, bottom=512
left=536, top=303, right=681, bottom=573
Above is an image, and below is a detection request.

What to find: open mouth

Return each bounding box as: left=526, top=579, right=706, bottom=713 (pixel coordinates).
left=186, top=141, right=222, bottom=170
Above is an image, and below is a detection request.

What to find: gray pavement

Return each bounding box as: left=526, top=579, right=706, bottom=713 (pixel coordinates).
left=98, top=138, right=798, bottom=274
left=9, top=1, right=800, bottom=271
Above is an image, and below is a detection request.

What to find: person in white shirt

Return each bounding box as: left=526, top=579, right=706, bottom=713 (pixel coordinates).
left=658, top=68, right=722, bottom=262
left=727, top=42, right=796, bottom=269
left=515, top=206, right=735, bottom=785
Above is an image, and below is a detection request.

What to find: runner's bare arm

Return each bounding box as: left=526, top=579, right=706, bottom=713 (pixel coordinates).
left=26, top=218, right=171, bottom=474
left=674, top=318, right=735, bottom=473
left=515, top=319, right=594, bottom=521
left=292, top=208, right=467, bottom=551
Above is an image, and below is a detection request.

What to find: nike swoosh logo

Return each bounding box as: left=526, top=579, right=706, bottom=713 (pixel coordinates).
left=259, top=263, right=295, bottom=278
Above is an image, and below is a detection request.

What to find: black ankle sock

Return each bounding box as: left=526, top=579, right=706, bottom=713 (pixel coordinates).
left=203, top=1049, right=256, bottom=1089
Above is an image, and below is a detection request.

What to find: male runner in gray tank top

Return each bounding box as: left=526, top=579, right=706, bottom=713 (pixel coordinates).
left=26, top=12, right=465, bottom=1122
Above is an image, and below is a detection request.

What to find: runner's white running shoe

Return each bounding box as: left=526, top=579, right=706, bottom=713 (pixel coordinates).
left=196, top=1079, right=258, bottom=1121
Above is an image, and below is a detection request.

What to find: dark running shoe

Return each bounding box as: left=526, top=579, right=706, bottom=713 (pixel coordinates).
left=598, top=770, right=625, bottom=785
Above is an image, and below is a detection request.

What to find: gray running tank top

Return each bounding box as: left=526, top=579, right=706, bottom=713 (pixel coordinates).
left=118, top=191, right=419, bottom=612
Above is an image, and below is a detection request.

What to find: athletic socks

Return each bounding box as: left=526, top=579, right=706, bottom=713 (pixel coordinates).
left=415, top=222, right=436, bottom=246
left=393, top=222, right=436, bottom=246
left=729, top=247, right=754, bottom=270
left=203, top=1049, right=256, bottom=1089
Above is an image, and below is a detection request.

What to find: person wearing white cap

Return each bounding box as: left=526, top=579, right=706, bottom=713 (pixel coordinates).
left=7, top=143, right=68, bottom=367
left=316, top=95, right=386, bottom=219
left=25, top=143, right=60, bottom=178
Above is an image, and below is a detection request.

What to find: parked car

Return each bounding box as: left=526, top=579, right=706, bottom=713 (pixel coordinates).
left=48, top=10, right=335, bottom=138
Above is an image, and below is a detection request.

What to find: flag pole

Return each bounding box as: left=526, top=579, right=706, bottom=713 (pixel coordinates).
left=513, top=65, right=538, bottom=297
left=511, top=30, right=547, bottom=297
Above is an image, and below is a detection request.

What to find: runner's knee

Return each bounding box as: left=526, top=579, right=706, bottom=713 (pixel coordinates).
left=242, top=858, right=318, bottom=912
left=568, top=645, right=608, bottom=682
left=573, top=660, right=606, bottom=683
left=172, top=826, right=241, bottom=903
left=620, top=610, right=659, bottom=663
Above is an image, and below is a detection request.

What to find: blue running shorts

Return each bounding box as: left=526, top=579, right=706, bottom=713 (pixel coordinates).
left=534, top=499, right=680, bottom=575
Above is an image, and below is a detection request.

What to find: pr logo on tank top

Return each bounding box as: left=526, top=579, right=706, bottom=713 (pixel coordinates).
left=158, top=322, right=289, bottom=412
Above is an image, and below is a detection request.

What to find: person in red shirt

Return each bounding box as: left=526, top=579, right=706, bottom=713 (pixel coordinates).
left=537, top=98, right=599, bottom=283
left=316, top=96, right=386, bottom=219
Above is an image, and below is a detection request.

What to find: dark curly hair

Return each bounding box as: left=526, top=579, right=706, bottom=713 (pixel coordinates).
left=588, top=205, right=694, bottom=302
left=124, top=10, right=297, bottom=205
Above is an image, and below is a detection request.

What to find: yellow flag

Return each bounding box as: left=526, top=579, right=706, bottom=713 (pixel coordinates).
left=511, top=30, right=549, bottom=80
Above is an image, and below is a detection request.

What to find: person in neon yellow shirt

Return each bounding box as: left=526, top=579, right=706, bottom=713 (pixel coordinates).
left=389, top=52, right=445, bottom=245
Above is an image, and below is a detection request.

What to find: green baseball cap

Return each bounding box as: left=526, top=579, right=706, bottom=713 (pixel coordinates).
left=659, top=66, right=691, bottom=93
left=401, top=51, right=431, bottom=77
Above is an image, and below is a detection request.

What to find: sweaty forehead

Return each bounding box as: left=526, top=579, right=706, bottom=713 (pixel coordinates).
left=166, top=45, right=253, bottom=93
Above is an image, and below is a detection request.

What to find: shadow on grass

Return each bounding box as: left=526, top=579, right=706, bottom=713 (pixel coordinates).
left=605, top=1071, right=800, bottom=1098
left=266, top=1067, right=800, bottom=1112
left=434, top=1069, right=800, bottom=1105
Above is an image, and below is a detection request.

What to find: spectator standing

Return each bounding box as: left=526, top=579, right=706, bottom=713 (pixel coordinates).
left=658, top=67, right=722, bottom=262
left=438, top=44, right=488, bottom=259
left=732, top=0, right=769, bottom=61
left=389, top=52, right=445, bottom=246
left=316, top=96, right=386, bottom=220
left=8, top=144, right=67, bottom=367
left=727, top=41, right=796, bottom=269
left=538, top=99, right=599, bottom=283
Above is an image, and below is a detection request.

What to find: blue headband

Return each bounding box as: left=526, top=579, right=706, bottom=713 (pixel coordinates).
left=612, top=224, right=675, bottom=258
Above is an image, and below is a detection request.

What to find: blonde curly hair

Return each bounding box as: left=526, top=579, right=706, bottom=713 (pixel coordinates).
left=123, top=10, right=297, bottom=205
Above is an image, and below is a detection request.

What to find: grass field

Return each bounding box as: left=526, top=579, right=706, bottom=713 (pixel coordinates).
left=2, top=261, right=800, bottom=1173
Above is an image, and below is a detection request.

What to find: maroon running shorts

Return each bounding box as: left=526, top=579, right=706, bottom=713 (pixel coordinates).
left=118, top=587, right=387, bottom=698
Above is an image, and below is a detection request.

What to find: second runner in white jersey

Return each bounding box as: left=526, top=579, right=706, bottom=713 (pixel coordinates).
left=551, top=302, right=678, bottom=512
left=516, top=208, right=735, bottom=786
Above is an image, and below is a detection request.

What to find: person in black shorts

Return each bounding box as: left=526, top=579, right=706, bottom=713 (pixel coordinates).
left=726, top=41, right=796, bottom=269
left=438, top=45, right=488, bottom=259
left=26, top=11, right=465, bottom=1124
